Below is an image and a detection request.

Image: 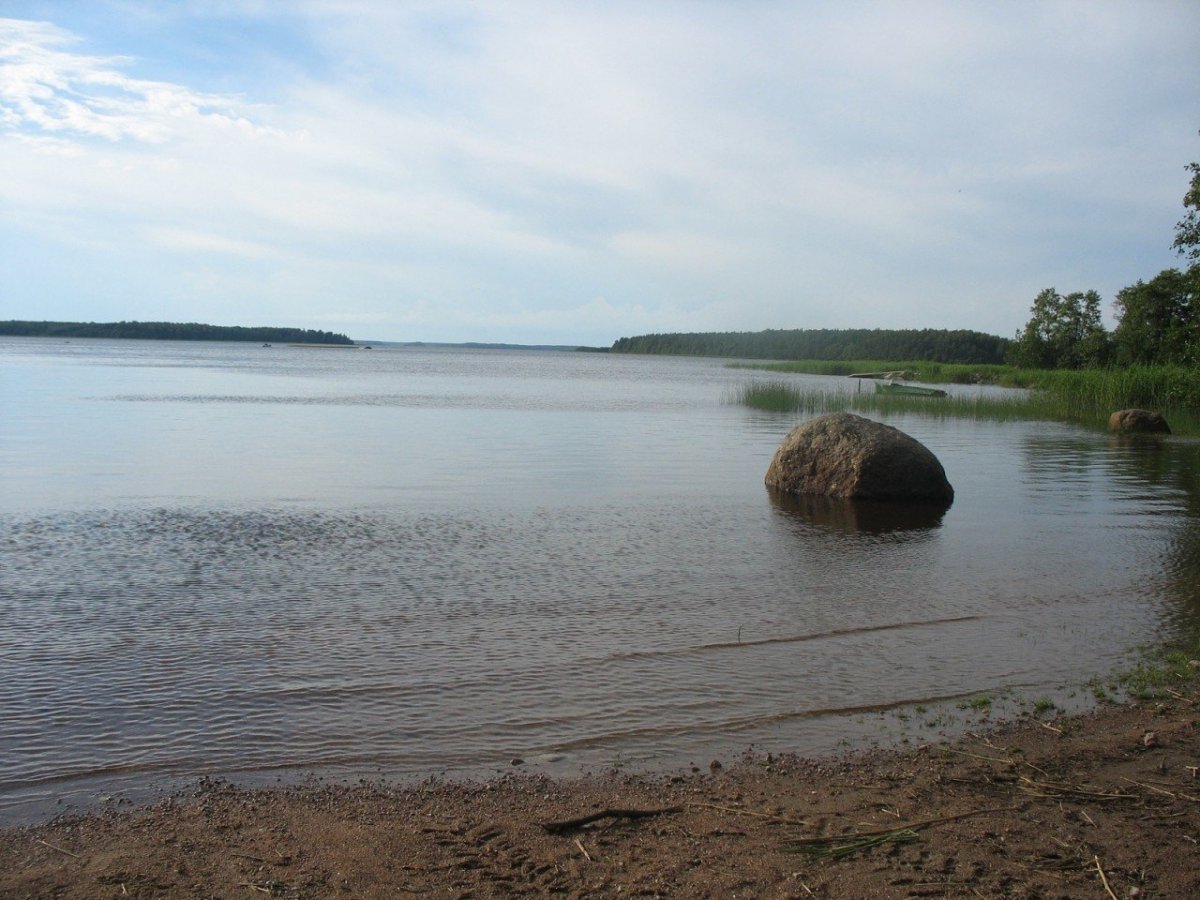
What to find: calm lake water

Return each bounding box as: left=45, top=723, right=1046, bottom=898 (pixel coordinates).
left=2, top=336, right=1199, bottom=824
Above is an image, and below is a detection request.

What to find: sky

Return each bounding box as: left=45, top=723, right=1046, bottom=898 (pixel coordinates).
left=1, top=2, right=1198, bottom=346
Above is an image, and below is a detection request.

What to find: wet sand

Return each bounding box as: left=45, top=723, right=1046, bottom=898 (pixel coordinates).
left=3, top=685, right=1198, bottom=899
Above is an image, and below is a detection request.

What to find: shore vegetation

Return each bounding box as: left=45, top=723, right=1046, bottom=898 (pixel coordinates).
left=733, top=147, right=1200, bottom=435
left=735, top=363, right=1200, bottom=434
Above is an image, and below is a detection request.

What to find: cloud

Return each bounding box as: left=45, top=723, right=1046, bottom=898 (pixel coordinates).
left=1, top=3, right=1198, bottom=343
left=0, top=17, right=277, bottom=144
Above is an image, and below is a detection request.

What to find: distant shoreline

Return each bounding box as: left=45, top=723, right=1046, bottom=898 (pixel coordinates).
left=0, top=320, right=353, bottom=345
left=0, top=326, right=612, bottom=352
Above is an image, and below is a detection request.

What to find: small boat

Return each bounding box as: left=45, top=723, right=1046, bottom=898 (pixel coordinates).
left=874, top=379, right=947, bottom=398
left=849, top=370, right=914, bottom=380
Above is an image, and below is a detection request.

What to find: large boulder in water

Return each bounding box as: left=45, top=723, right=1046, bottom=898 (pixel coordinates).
left=1108, top=409, right=1170, bottom=434
left=765, top=413, right=953, bottom=504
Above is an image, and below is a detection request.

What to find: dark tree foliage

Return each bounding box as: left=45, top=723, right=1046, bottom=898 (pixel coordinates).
left=1113, top=269, right=1199, bottom=367
left=609, top=328, right=1009, bottom=364
left=0, top=320, right=354, bottom=344
left=1005, top=146, right=1200, bottom=370
left=1173, top=154, right=1200, bottom=265
left=1006, top=289, right=1110, bottom=369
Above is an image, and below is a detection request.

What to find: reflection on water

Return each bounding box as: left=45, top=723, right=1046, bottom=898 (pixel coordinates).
left=768, top=489, right=950, bottom=533
left=1, top=337, right=1199, bottom=824
left=1022, top=428, right=1200, bottom=636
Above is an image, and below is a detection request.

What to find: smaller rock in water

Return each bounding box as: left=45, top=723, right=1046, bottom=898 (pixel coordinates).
left=1108, top=409, right=1170, bottom=434
left=764, top=412, right=953, bottom=504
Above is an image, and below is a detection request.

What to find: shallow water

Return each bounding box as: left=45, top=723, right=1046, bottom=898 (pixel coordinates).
left=2, top=337, right=1198, bottom=823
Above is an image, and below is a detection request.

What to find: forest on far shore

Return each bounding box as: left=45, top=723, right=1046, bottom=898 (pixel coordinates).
left=610, top=328, right=1009, bottom=364
left=0, top=320, right=354, bottom=345
left=615, top=143, right=1200, bottom=373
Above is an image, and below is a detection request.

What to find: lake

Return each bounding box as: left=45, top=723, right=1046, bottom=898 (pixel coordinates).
left=2, top=336, right=1198, bottom=824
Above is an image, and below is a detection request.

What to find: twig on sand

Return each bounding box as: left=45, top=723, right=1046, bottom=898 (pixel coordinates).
left=784, top=806, right=1019, bottom=859
left=1121, top=777, right=1200, bottom=803
left=1018, top=776, right=1132, bottom=801
left=689, top=802, right=808, bottom=826
left=1094, top=855, right=1119, bottom=900
left=939, top=747, right=1015, bottom=765
left=786, top=805, right=1018, bottom=847
left=540, top=806, right=683, bottom=834
left=573, top=838, right=592, bottom=861
left=35, top=839, right=81, bottom=859
left=789, top=828, right=919, bottom=858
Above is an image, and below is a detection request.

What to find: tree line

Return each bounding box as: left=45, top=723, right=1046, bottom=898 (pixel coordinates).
left=1008, top=149, right=1199, bottom=369
left=611, top=328, right=1009, bottom=364
left=613, top=145, right=1199, bottom=372
left=0, top=320, right=354, bottom=345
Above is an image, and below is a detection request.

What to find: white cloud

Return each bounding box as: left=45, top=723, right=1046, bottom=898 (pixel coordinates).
left=0, top=17, right=277, bottom=144
left=1, top=3, right=1198, bottom=343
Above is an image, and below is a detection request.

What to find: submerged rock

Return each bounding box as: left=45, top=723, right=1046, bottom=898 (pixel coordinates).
left=764, top=412, right=953, bottom=504
left=1108, top=409, right=1170, bottom=434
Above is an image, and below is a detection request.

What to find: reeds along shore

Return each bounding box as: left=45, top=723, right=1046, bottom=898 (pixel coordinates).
left=735, top=361, right=1200, bottom=434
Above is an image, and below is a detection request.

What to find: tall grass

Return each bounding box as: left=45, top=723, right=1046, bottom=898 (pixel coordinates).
left=736, top=364, right=1200, bottom=435
left=1025, top=367, right=1200, bottom=428
left=736, top=380, right=1039, bottom=422
left=733, top=359, right=1019, bottom=385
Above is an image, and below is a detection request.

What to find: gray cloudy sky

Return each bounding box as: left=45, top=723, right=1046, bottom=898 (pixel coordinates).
left=1, top=1, right=1197, bottom=345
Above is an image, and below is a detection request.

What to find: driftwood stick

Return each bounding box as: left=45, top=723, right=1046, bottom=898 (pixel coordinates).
left=786, top=806, right=1019, bottom=847
left=540, top=806, right=683, bottom=834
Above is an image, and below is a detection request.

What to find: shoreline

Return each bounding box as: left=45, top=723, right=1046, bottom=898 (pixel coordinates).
left=3, top=690, right=1197, bottom=898
left=0, top=681, right=1114, bottom=831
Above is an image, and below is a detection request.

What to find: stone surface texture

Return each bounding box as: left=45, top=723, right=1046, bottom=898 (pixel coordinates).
left=1108, top=409, right=1171, bottom=434
left=765, top=412, right=953, bottom=503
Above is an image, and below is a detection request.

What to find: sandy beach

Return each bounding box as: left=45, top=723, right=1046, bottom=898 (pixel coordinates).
left=2, top=686, right=1197, bottom=899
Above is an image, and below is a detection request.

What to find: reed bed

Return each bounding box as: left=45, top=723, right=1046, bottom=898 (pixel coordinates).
left=732, top=359, right=1017, bottom=385
left=736, top=381, right=1038, bottom=422
left=736, top=365, right=1200, bottom=435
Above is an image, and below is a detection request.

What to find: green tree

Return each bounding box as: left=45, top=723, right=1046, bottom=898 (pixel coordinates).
left=1113, top=269, right=1198, bottom=366
left=1172, top=154, right=1200, bottom=265
left=1008, top=288, right=1110, bottom=369
left=1171, top=148, right=1200, bottom=314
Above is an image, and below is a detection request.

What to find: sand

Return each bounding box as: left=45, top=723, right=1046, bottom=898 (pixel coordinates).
left=2, top=691, right=1198, bottom=899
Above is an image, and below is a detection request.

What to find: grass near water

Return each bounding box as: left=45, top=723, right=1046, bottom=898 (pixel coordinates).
left=735, top=360, right=1200, bottom=435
